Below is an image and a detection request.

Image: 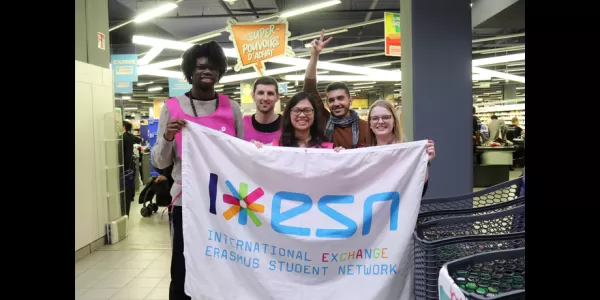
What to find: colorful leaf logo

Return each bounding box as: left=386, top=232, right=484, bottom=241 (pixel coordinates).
left=222, top=180, right=265, bottom=227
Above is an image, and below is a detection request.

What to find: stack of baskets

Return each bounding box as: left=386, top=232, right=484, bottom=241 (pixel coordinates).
left=414, top=177, right=525, bottom=300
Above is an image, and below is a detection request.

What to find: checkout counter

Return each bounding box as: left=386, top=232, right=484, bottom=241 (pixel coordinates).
left=474, top=146, right=517, bottom=187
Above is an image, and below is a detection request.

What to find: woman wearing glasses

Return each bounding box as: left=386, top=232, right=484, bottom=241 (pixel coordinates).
left=367, top=100, right=435, bottom=195
left=254, top=92, right=342, bottom=151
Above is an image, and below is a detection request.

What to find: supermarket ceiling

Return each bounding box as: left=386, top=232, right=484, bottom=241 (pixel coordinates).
left=108, top=0, right=525, bottom=108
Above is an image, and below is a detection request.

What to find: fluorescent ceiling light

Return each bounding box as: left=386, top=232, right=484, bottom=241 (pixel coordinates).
left=472, top=74, right=492, bottom=81
left=269, top=57, right=398, bottom=77
left=328, top=53, right=384, bottom=63
left=306, top=38, right=384, bottom=50
left=122, top=96, right=131, bottom=100
left=137, top=81, right=154, bottom=86
left=296, top=49, right=334, bottom=57
left=281, top=0, right=341, bottom=18
left=516, top=87, right=525, bottom=90
left=507, top=68, right=525, bottom=72
left=394, top=83, right=401, bottom=86
left=215, top=84, right=224, bottom=88
left=473, top=67, right=525, bottom=83
left=285, top=73, right=488, bottom=82
left=137, top=47, right=164, bottom=65
left=133, top=35, right=191, bottom=51
left=301, top=29, right=348, bottom=46
left=357, top=86, right=374, bottom=89
left=354, top=82, right=376, bottom=86
left=138, top=58, right=182, bottom=72
left=216, top=89, right=224, bottom=92
left=148, top=86, right=163, bottom=92
left=139, top=69, right=182, bottom=79
left=507, top=62, right=525, bottom=67
left=365, top=62, right=398, bottom=68
left=317, top=71, right=330, bottom=74
left=124, top=107, right=138, bottom=110
left=132, top=35, right=238, bottom=58
left=134, top=3, right=178, bottom=23
left=472, top=53, right=524, bottom=67
left=285, top=75, right=400, bottom=82
left=233, top=91, right=241, bottom=95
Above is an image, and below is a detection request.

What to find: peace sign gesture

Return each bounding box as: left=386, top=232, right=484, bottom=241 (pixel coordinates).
left=310, top=29, right=333, bottom=56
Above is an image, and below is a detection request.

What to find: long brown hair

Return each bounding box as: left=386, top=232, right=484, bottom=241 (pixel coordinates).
left=367, top=100, right=405, bottom=146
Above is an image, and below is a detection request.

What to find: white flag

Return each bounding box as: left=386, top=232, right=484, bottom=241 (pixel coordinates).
left=182, top=123, right=428, bottom=300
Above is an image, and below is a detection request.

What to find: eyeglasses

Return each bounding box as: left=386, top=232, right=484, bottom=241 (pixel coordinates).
left=291, top=108, right=314, bottom=115
left=370, top=115, right=393, bottom=122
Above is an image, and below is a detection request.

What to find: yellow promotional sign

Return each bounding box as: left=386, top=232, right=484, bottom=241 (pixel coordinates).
left=351, top=99, right=369, bottom=109
left=240, top=82, right=254, bottom=104
left=226, top=18, right=295, bottom=76
left=384, top=12, right=401, bottom=57
left=153, top=98, right=167, bottom=119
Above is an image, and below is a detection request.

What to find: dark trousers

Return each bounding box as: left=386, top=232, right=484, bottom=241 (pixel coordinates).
left=124, top=187, right=135, bottom=216
left=170, top=206, right=191, bottom=300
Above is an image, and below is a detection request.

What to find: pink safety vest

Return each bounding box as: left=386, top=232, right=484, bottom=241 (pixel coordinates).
left=271, top=138, right=334, bottom=149
left=162, top=94, right=237, bottom=218
left=165, top=94, right=237, bottom=158
left=242, top=114, right=281, bottom=144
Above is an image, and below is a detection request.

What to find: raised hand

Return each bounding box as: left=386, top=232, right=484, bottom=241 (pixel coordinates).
left=310, top=29, right=333, bottom=57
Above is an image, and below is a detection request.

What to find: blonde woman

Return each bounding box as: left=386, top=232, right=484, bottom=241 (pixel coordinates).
left=367, top=100, right=435, bottom=196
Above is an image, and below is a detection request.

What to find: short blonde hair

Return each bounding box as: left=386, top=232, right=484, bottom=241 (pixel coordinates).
left=367, top=100, right=405, bottom=146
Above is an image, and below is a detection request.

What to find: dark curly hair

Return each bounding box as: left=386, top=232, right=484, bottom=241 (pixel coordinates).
left=180, top=41, right=228, bottom=84
left=279, top=92, right=327, bottom=148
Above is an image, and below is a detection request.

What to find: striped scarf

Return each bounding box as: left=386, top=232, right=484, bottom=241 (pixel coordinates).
left=325, top=109, right=359, bottom=147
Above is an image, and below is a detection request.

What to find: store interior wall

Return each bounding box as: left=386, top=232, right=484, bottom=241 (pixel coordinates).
left=401, top=0, right=474, bottom=198
left=75, top=0, right=118, bottom=252
left=76, top=0, right=110, bottom=69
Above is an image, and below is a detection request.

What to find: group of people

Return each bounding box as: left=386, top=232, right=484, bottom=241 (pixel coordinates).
left=150, top=30, right=435, bottom=300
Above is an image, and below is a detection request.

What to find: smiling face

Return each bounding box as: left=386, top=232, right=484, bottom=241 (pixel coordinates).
left=192, top=57, right=220, bottom=91
left=369, top=106, right=395, bottom=138
left=290, top=99, right=315, bottom=131
left=253, top=84, right=279, bottom=113
left=326, top=89, right=352, bottom=118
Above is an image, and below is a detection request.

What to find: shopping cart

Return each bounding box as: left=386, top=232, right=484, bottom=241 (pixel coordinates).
left=418, top=177, right=524, bottom=223
left=414, top=202, right=525, bottom=300
left=440, top=248, right=525, bottom=299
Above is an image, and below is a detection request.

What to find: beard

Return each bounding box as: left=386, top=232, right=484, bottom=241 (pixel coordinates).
left=257, top=104, right=274, bottom=113
left=330, top=105, right=349, bottom=117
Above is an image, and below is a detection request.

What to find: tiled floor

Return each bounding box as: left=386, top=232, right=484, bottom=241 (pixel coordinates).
left=76, top=199, right=172, bottom=300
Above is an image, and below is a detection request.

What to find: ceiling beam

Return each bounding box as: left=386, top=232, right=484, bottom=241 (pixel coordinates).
left=218, top=0, right=239, bottom=22
left=243, top=0, right=261, bottom=19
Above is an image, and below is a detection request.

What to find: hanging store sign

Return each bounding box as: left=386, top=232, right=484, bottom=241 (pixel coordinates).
left=152, top=98, right=167, bottom=119
left=168, top=77, right=192, bottom=97
left=114, top=81, right=133, bottom=94
left=240, top=82, right=254, bottom=104
left=384, top=12, right=401, bottom=57
left=226, top=18, right=295, bottom=76
left=111, top=54, right=138, bottom=94
left=278, top=82, right=288, bottom=95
